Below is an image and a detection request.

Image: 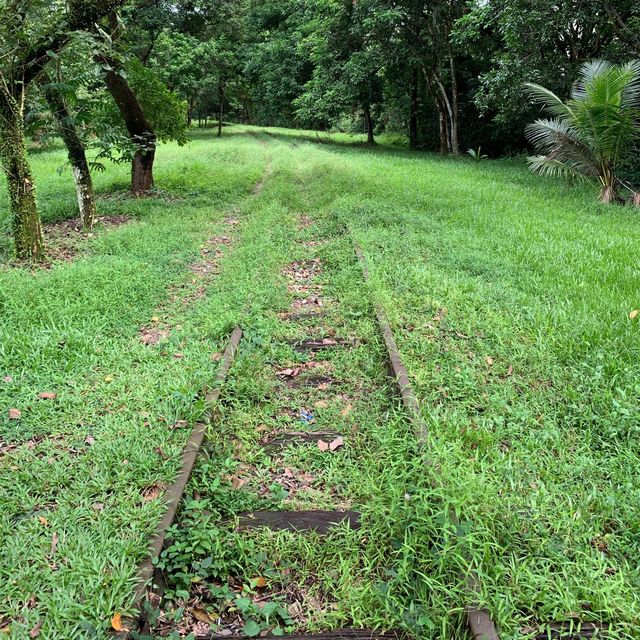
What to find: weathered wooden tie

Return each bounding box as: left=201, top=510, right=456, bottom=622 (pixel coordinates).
left=262, top=430, right=344, bottom=450
left=237, top=510, right=360, bottom=534
left=280, top=311, right=328, bottom=321
left=287, top=337, right=352, bottom=351
left=214, top=630, right=401, bottom=640
left=283, top=374, right=338, bottom=389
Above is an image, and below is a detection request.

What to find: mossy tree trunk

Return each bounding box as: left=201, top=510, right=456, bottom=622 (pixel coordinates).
left=44, top=80, right=97, bottom=229
left=0, top=88, right=45, bottom=261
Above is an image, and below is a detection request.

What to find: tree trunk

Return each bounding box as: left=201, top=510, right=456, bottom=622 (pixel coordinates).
left=102, top=61, right=157, bottom=194
left=423, top=67, right=450, bottom=154
left=243, top=99, right=252, bottom=125
left=187, top=97, right=194, bottom=127
left=131, top=148, right=155, bottom=194
left=438, top=110, right=448, bottom=154
left=364, top=102, right=375, bottom=145
left=409, top=69, right=419, bottom=149
left=447, top=39, right=460, bottom=155
left=43, top=80, right=97, bottom=229
left=217, top=82, right=225, bottom=138
left=0, top=89, right=45, bottom=260
left=599, top=169, right=621, bottom=204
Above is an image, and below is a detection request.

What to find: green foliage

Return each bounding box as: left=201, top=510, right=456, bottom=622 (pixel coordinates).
left=466, top=147, right=487, bottom=162
left=126, top=60, right=188, bottom=144
left=525, top=59, right=640, bottom=201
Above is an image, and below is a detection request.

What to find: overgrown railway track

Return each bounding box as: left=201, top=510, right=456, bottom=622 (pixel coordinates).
left=118, top=205, right=608, bottom=640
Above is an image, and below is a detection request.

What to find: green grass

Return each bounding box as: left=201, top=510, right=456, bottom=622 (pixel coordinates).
left=2, top=125, right=640, bottom=638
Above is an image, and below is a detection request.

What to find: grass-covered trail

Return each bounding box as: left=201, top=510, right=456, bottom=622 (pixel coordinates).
left=1, top=127, right=640, bottom=639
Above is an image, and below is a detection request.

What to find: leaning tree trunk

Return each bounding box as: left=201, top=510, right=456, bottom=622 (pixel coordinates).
left=44, top=81, right=97, bottom=229
left=364, top=103, right=375, bottom=145
left=0, top=89, right=45, bottom=260
left=102, top=62, right=156, bottom=194
left=446, top=36, right=460, bottom=155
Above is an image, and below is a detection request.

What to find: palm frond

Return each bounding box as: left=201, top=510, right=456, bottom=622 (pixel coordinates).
left=526, top=59, right=639, bottom=198
left=574, top=59, right=614, bottom=94
left=620, top=60, right=640, bottom=109
left=524, top=82, right=573, bottom=118
left=525, top=118, right=599, bottom=177
left=526, top=155, right=592, bottom=181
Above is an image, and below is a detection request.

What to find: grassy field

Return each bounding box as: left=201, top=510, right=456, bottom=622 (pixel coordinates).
left=1, top=126, right=639, bottom=638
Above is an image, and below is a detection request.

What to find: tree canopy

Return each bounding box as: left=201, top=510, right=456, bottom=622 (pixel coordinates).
left=1, top=0, right=639, bottom=260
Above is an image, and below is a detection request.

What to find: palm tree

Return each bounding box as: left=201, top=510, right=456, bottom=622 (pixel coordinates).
left=525, top=60, right=640, bottom=204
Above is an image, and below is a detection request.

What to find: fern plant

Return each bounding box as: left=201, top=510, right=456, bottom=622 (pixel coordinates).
left=525, top=60, right=640, bottom=204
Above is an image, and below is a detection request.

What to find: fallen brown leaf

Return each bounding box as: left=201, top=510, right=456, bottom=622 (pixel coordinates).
left=485, top=356, right=494, bottom=366
left=141, top=483, right=166, bottom=501
left=8, top=408, right=21, bottom=420
left=252, top=576, right=267, bottom=588
left=3, top=376, right=12, bottom=383
left=38, top=392, right=57, bottom=400
left=630, top=309, right=639, bottom=320
left=340, top=404, right=352, bottom=417
left=329, top=436, right=344, bottom=451
left=29, top=620, right=42, bottom=638
left=276, top=368, right=296, bottom=378
left=229, top=475, right=247, bottom=489
left=50, top=532, right=58, bottom=556
left=111, top=613, right=124, bottom=632
left=192, top=608, right=214, bottom=624
left=317, top=440, right=329, bottom=452
left=85, top=435, right=95, bottom=446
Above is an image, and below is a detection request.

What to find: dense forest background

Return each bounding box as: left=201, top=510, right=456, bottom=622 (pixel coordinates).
left=25, top=0, right=640, bottom=156
left=3, top=0, right=639, bottom=260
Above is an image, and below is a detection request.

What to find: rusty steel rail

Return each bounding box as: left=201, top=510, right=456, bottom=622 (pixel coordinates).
left=120, top=326, right=243, bottom=636
left=351, top=241, right=500, bottom=640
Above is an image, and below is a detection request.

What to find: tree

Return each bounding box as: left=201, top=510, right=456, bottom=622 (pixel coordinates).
left=0, top=0, right=125, bottom=260
left=145, top=0, right=247, bottom=133
left=525, top=59, right=640, bottom=204
left=454, top=0, right=636, bottom=150
left=293, top=0, right=384, bottom=143
left=243, top=0, right=311, bottom=127
left=42, top=65, right=98, bottom=230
